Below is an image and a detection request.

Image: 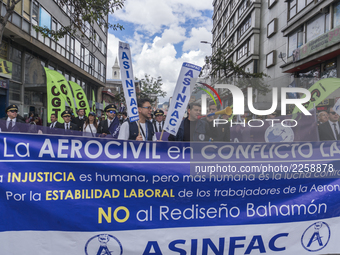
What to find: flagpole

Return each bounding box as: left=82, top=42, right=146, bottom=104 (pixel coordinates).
left=159, top=130, right=164, bottom=141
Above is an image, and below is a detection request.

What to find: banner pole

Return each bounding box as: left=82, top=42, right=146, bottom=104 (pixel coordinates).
left=159, top=130, right=164, bottom=141
left=137, top=121, right=141, bottom=136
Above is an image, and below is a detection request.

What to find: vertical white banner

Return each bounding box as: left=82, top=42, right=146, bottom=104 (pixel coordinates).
left=163, top=62, right=202, bottom=135
left=118, top=42, right=139, bottom=122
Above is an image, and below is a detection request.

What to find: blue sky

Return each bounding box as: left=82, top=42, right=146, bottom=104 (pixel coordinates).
left=106, top=0, right=213, bottom=103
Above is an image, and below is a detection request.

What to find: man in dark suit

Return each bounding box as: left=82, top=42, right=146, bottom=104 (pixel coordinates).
left=97, top=104, right=120, bottom=138
left=47, top=114, right=61, bottom=134
left=0, top=104, right=25, bottom=132
left=72, top=108, right=87, bottom=132
left=153, top=109, right=165, bottom=133
left=318, top=107, right=340, bottom=141
left=56, top=110, right=78, bottom=134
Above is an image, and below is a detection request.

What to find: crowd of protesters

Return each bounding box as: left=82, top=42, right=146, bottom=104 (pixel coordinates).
left=1, top=100, right=340, bottom=142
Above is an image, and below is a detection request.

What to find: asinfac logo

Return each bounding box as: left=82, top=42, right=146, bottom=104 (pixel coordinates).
left=85, top=234, right=123, bottom=255
left=301, top=222, right=331, bottom=252
left=264, top=123, right=294, bottom=142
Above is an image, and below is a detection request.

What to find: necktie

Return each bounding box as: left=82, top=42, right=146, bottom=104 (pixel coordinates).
left=159, top=123, right=161, bottom=132
left=8, top=120, right=12, bottom=130
left=67, top=124, right=69, bottom=130
left=333, top=123, right=339, bottom=140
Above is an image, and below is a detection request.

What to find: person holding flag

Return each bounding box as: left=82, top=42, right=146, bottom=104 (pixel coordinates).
left=97, top=104, right=120, bottom=138
left=118, top=98, right=156, bottom=141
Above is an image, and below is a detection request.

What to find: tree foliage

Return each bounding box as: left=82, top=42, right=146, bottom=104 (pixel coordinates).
left=0, top=0, right=124, bottom=45
left=115, top=74, right=167, bottom=106
left=200, top=47, right=270, bottom=96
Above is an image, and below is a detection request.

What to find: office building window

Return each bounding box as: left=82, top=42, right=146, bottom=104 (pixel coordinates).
left=289, top=0, right=314, bottom=19
left=288, top=28, right=303, bottom=57
left=237, top=41, right=248, bottom=60
left=23, top=0, right=30, bottom=20
left=266, top=51, right=275, bottom=67
left=306, top=14, right=328, bottom=42
left=32, top=2, right=39, bottom=25
left=238, top=16, right=251, bottom=41
left=9, top=47, right=22, bottom=82
left=268, top=0, right=277, bottom=9
left=39, top=7, right=51, bottom=30
left=333, top=1, right=340, bottom=28
left=267, top=19, right=277, bottom=37
left=14, top=0, right=22, bottom=15
left=238, top=0, right=250, bottom=17
left=9, top=82, right=21, bottom=101
left=229, top=16, right=235, bottom=30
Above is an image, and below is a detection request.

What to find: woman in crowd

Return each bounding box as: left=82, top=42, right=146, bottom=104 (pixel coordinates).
left=83, top=112, right=98, bottom=137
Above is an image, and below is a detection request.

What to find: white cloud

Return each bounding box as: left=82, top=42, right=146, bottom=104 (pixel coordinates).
left=114, top=0, right=177, bottom=34
left=182, top=26, right=212, bottom=52
left=107, top=0, right=213, bottom=103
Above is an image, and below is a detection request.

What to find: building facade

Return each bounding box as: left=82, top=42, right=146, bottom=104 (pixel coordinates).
left=0, top=0, right=108, bottom=122
left=211, top=0, right=340, bottom=112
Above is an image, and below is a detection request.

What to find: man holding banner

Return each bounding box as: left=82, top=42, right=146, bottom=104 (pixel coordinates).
left=97, top=104, right=120, bottom=138
left=118, top=98, right=156, bottom=141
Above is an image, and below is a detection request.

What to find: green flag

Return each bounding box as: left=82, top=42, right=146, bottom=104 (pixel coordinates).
left=47, top=69, right=78, bottom=117
left=69, top=81, right=91, bottom=116
left=103, top=100, right=107, bottom=119
left=292, top=78, right=340, bottom=114
left=92, top=89, right=96, bottom=113
left=45, top=68, right=66, bottom=123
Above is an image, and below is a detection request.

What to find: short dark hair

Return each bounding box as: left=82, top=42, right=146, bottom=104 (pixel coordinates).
left=138, top=98, right=151, bottom=107
left=188, top=102, right=201, bottom=110
left=122, top=112, right=127, bottom=117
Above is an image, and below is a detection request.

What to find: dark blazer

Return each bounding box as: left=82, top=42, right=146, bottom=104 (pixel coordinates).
left=153, top=120, right=165, bottom=133
left=97, top=117, right=120, bottom=138
left=55, top=122, right=78, bottom=131
left=72, top=116, right=87, bottom=132
left=318, top=121, right=340, bottom=141
left=47, top=121, right=60, bottom=128
left=0, top=117, right=25, bottom=132
left=47, top=121, right=61, bottom=134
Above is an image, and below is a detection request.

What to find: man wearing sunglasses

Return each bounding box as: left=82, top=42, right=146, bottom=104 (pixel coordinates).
left=97, top=104, right=120, bottom=138
left=318, top=107, right=340, bottom=141
left=118, top=98, right=156, bottom=141
left=1, top=104, right=25, bottom=132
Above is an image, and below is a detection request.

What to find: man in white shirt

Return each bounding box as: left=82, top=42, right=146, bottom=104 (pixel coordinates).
left=118, top=98, right=157, bottom=141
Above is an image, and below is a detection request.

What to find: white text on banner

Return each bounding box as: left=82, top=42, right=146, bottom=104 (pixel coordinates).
left=163, top=62, right=202, bottom=135
left=118, top=42, right=139, bottom=122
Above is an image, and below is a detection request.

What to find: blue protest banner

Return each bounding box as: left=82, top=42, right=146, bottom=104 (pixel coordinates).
left=0, top=133, right=340, bottom=254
